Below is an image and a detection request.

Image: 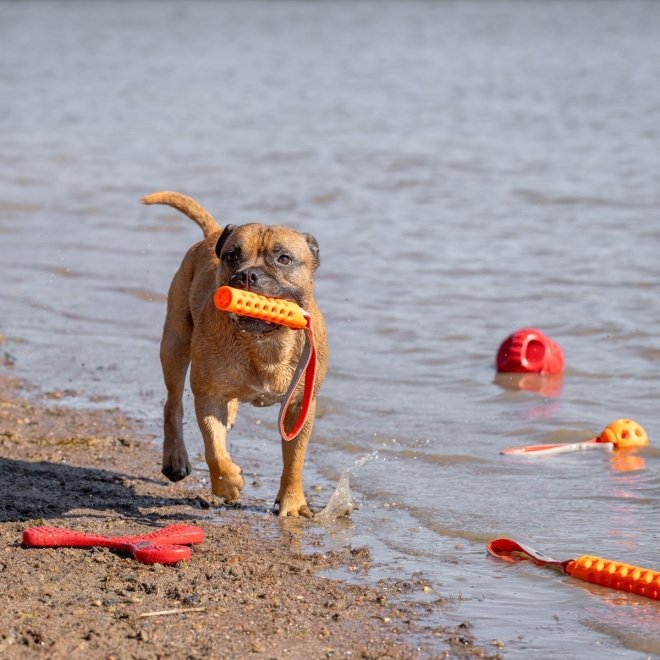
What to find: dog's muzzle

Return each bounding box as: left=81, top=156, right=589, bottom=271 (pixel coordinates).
left=227, top=269, right=300, bottom=334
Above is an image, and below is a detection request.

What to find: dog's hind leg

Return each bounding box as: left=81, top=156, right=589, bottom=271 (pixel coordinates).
left=227, top=398, right=239, bottom=429
left=160, top=290, right=193, bottom=482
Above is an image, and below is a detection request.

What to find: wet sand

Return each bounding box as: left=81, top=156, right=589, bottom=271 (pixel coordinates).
left=0, top=372, right=497, bottom=659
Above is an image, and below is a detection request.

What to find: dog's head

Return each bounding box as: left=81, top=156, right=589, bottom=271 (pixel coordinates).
left=215, top=223, right=320, bottom=334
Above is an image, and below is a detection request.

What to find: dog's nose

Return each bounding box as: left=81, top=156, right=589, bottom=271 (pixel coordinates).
left=229, top=268, right=262, bottom=290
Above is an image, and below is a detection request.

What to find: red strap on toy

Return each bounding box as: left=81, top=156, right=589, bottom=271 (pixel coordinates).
left=486, top=538, right=569, bottom=571
left=278, top=314, right=317, bottom=441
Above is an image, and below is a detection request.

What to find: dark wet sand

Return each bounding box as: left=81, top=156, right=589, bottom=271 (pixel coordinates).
left=0, top=372, right=498, bottom=659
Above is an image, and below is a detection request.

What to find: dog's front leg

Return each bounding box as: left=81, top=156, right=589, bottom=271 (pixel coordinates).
left=276, top=398, right=316, bottom=518
left=161, top=324, right=192, bottom=483
left=194, top=395, right=244, bottom=502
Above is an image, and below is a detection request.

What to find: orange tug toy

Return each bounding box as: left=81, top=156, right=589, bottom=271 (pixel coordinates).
left=487, top=538, right=660, bottom=601
left=213, top=286, right=316, bottom=442
left=213, top=286, right=309, bottom=330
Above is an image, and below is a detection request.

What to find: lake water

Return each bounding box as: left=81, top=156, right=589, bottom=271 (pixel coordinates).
left=1, top=0, right=659, bottom=656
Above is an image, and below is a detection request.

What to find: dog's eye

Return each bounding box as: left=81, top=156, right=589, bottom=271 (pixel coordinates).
left=277, top=254, right=292, bottom=265
left=224, top=250, right=240, bottom=265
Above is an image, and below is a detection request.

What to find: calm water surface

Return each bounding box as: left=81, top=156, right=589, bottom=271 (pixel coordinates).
left=1, top=1, right=659, bottom=656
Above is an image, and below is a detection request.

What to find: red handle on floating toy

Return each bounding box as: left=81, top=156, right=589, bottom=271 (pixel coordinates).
left=500, top=419, right=648, bottom=456
left=22, top=524, right=205, bottom=565
left=213, top=286, right=317, bottom=442
left=487, top=538, right=660, bottom=600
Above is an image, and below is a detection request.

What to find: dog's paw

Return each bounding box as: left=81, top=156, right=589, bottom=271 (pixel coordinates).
left=162, top=463, right=191, bottom=482
left=275, top=493, right=314, bottom=518
left=211, top=464, right=245, bottom=502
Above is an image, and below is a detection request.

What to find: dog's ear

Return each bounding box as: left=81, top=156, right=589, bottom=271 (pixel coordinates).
left=215, top=224, right=236, bottom=259
left=304, top=233, right=320, bottom=271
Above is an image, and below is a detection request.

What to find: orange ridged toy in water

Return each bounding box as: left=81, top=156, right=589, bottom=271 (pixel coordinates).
left=213, top=285, right=308, bottom=329
left=487, top=538, right=660, bottom=601
left=565, top=555, right=660, bottom=600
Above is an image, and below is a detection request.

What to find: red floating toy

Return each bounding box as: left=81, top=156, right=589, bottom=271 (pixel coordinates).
left=496, top=328, right=564, bottom=375
left=22, top=524, right=205, bottom=565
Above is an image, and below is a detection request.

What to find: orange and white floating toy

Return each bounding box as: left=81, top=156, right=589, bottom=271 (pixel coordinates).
left=500, top=418, right=648, bottom=456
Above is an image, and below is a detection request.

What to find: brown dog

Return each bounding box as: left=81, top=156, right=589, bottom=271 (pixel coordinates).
left=141, top=191, right=327, bottom=517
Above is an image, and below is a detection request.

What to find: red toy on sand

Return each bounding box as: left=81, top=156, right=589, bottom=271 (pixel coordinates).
left=22, top=524, right=205, bottom=565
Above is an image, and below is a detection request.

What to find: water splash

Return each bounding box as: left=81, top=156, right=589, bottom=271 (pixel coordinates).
left=315, top=451, right=379, bottom=522
left=314, top=469, right=354, bottom=522
left=351, top=450, right=379, bottom=471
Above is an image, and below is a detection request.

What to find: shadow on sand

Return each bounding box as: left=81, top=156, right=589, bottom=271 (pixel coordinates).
left=0, top=456, right=197, bottom=525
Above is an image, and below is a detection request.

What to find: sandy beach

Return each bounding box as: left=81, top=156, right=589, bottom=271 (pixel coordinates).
left=0, top=371, right=497, bottom=659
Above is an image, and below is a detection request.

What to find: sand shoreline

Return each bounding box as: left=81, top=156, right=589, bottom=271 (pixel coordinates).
left=0, top=371, right=497, bottom=658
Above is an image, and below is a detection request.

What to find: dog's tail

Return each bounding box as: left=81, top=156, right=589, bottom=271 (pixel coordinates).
left=141, top=191, right=220, bottom=238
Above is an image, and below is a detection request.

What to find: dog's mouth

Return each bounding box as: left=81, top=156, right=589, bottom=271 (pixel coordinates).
left=230, top=314, right=282, bottom=335
left=225, top=279, right=304, bottom=335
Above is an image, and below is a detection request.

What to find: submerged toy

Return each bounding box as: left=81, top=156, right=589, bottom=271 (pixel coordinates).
left=213, top=285, right=317, bottom=441
left=23, top=524, right=205, bottom=565
left=496, top=328, right=564, bottom=375
left=488, top=538, right=660, bottom=601
left=500, top=418, right=648, bottom=456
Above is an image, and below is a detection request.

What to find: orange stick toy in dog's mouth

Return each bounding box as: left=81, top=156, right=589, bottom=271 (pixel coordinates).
left=213, top=285, right=309, bottom=329
left=213, top=285, right=316, bottom=441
